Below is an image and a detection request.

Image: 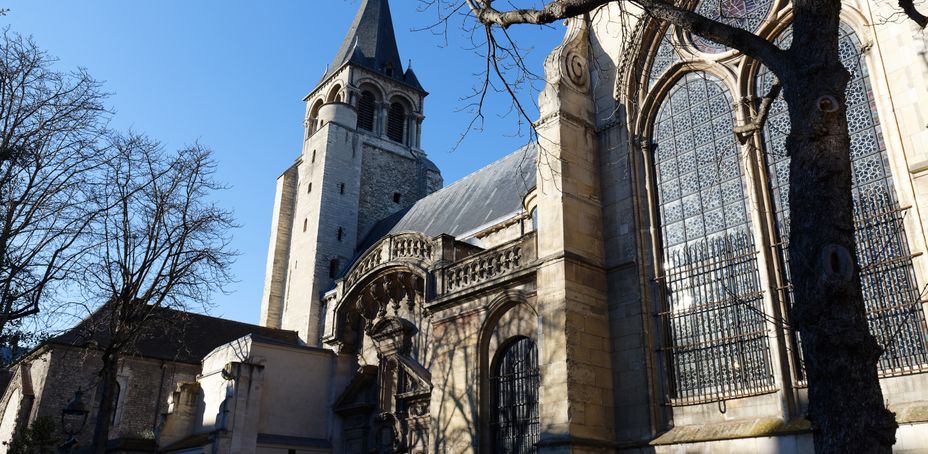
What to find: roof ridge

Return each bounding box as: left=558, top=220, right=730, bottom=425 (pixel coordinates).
left=424, top=144, right=535, bottom=198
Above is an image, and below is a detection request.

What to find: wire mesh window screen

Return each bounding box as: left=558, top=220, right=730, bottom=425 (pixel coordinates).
left=653, top=73, right=775, bottom=402
left=357, top=91, right=376, bottom=132
left=491, top=337, right=540, bottom=454
left=387, top=102, right=406, bottom=143
left=758, top=24, right=928, bottom=376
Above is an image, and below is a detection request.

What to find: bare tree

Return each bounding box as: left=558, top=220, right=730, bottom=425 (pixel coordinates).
left=418, top=0, right=928, bottom=452
left=0, top=30, right=108, bottom=353
left=76, top=133, right=235, bottom=452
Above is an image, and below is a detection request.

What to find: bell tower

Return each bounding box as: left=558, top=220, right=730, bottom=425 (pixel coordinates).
left=259, top=0, right=442, bottom=344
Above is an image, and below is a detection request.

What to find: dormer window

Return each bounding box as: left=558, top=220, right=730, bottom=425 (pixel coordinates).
left=384, top=64, right=394, bottom=77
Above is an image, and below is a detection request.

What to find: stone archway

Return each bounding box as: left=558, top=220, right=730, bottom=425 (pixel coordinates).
left=332, top=270, right=432, bottom=453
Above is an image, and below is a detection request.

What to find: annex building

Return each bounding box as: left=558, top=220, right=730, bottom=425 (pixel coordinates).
left=3, top=0, right=928, bottom=452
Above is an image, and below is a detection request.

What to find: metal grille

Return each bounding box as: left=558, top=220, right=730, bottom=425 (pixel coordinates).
left=357, top=91, right=375, bottom=132
left=758, top=24, right=928, bottom=378
left=491, top=337, right=540, bottom=454
left=660, top=233, right=776, bottom=403
left=387, top=102, right=405, bottom=143
left=653, top=72, right=775, bottom=402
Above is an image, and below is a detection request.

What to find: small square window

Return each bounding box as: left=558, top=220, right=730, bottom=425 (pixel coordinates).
left=393, top=192, right=401, bottom=203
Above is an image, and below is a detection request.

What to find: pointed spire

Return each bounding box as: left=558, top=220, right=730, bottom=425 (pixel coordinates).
left=326, top=0, right=404, bottom=80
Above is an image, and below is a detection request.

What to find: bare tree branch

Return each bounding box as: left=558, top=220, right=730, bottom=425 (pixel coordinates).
left=899, top=0, right=928, bottom=28
left=0, top=30, right=110, bottom=352
left=466, top=0, right=789, bottom=75
left=76, top=133, right=236, bottom=451
left=734, top=79, right=782, bottom=144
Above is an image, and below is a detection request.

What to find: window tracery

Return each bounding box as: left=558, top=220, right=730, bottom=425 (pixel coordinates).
left=648, top=28, right=677, bottom=89
left=652, top=73, right=775, bottom=402
left=692, top=0, right=774, bottom=53
left=758, top=24, right=928, bottom=374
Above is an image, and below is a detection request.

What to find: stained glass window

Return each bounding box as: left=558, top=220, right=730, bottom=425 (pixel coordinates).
left=648, top=28, right=678, bottom=89
left=692, top=0, right=773, bottom=53
left=491, top=337, right=540, bottom=454
left=653, top=73, right=775, bottom=402
left=758, top=24, right=928, bottom=375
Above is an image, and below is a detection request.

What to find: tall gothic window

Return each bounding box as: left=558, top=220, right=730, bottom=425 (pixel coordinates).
left=653, top=73, right=774, bottom=402
left=759, top=24, right=928, bottom=374
left=387, top=102, right=406, bottom=143
left=357, top=91, right=376, bottom=132
left=491, top=337, right=540, bottom=454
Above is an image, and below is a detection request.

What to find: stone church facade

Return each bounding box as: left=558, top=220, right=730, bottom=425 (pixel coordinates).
left=3, top=0, right=928, bottom=452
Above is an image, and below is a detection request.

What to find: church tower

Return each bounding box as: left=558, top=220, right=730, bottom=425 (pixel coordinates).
left=259, top=0, right=442, bottom=344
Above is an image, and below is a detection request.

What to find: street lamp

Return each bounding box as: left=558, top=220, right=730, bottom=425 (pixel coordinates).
left=59, top=390, right=88, bottom=453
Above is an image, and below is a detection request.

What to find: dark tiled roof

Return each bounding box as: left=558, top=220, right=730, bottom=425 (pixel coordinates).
left=359, top=144, right=536, bottom=250
left=49, top=306, right=301, bottom=365
left=325, top=0, right=423, bottom=91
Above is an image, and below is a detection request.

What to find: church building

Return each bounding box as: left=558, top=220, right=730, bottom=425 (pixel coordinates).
left=3, top=0, right=928, bottom=452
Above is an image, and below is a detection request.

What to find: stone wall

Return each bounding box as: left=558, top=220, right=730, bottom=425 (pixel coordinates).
left=357, top=141, right=425, bottom=243
left=7, top=346, right=199, bottom=448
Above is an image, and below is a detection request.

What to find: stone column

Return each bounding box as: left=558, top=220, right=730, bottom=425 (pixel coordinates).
left=377, top=102, right=389, bottom=137
left=406, top=113, right=416, bottom=147
left=415, top=114, right=424, bottom=149
left=533, top=17, right=616, bottom=452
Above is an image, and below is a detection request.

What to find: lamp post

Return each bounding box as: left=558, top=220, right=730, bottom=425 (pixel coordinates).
left=59, top=390, right=88, bottom=453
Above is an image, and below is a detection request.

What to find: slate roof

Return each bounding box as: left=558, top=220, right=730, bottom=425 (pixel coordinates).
left=325, top=0, right=423, bottom=91
left=48, top=305, right=301, bottom=365
left=359, top=144, right=537, bottom=251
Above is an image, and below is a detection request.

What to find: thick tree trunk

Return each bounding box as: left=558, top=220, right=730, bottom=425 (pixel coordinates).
left=92, top=350, right=119, bottom=453
left=785, top=1, right=897, bottom=452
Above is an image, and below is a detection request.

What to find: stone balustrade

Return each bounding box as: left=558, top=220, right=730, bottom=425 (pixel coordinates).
left=438, top=235, right=534, bottom=295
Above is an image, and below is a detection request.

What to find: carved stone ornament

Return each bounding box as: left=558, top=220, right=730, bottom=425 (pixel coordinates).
left=544, top=17, right=591, bottom=92
left=538, top=16, right=594, bottom=123
left=374, top=412, right=403, bottom=453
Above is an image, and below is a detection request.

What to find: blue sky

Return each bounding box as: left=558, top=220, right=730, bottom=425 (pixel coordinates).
left=3, top=1, right=563, bottom=324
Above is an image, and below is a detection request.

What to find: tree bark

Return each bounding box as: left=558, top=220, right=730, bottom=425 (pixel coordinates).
left=785, top=1, right=897, bottom=452
left=92, top=350, right=119, bottom=453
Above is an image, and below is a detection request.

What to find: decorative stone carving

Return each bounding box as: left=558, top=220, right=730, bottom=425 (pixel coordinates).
left=538, top=17, right=593, bottom=121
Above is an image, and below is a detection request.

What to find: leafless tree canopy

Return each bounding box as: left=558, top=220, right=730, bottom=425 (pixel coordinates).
left=0, top=30, right=109, bottom=346
left=78, top=133, right=236, bottom=451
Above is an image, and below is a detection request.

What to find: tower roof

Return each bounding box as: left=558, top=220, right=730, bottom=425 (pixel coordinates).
left=324, top=0, right=423, bottom=91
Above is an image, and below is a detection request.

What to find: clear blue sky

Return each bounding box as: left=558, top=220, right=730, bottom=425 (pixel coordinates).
left=3, top=1, right=563, bottom=325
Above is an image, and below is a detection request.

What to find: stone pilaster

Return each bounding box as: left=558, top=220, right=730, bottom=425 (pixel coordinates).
left=533, top=16, right=616, bottom=452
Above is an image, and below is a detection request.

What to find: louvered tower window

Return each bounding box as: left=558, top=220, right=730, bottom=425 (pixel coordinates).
left=491, top=337, right=540, bottom=454
left=357, top=91, right=375, bottom=132
left=387, top=102, right=406, bottom=143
